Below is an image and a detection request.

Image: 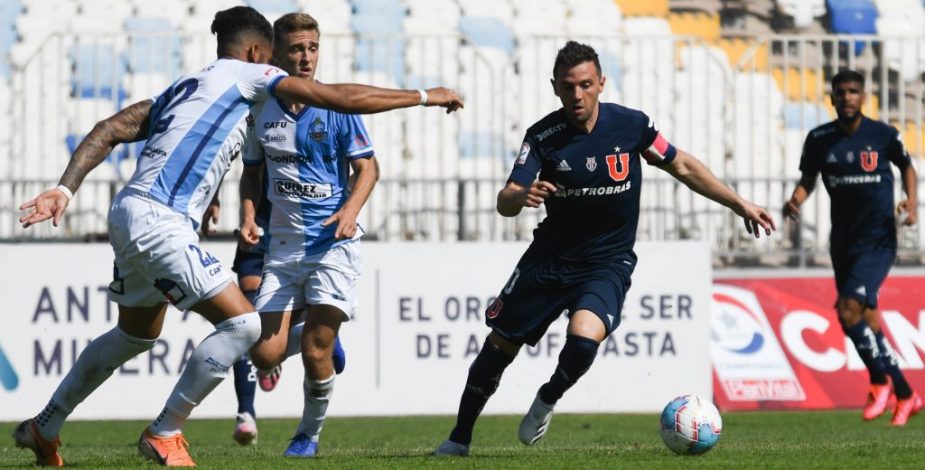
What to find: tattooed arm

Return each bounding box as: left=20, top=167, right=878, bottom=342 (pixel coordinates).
left=19, top=100, right=153, bottom=228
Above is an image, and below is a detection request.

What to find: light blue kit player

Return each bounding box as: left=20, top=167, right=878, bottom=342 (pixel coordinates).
left=13, top=5, right=462, bottom=466
left=240, top=12, right=380, bottom=455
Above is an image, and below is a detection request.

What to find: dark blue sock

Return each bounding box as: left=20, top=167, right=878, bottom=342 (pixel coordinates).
left=844, top=320, right=888, bottom=385
left=539, top=334, right=599, bottom=404
left=233, top=355, right=257, bottom=417
left=332, top=336, right=346, bottom=374
left=448, top=337, right=515, bottom=445
left=875, top=331, right=912, bottom=399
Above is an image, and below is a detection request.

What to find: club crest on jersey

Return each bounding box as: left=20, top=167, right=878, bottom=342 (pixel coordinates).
left=309, top=117, right=327, bottom=141
left=846, top=151, right=854, bottom=164
left=586, top=156, right=597, bottom=172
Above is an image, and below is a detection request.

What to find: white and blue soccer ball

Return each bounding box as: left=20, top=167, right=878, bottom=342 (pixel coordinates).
left=658, top=394, right=723, bottom=455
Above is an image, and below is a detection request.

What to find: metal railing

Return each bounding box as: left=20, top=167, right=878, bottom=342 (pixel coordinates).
left=3, top=32, right=925, bottom=267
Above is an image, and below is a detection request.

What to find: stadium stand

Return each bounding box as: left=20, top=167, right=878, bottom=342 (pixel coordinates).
left=3, top=0, right=925, bottom=264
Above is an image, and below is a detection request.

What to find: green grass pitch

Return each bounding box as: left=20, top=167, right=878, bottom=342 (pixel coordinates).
left=2, top=411, right=924, bottom=468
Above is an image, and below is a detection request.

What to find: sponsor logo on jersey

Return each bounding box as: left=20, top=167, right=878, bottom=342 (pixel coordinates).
left=262, top=134, right=287, bottom=143
left=274, top=179, right=333, bottom=199
left=310, top=117, right=328, bottom=141
left=264, top=121, right=287, bottom=129
left=266, top=153, right=312, bottom=164
left=264, top=67, right=281, bottom=76
left=534, top=122, right=566, bottom=142
left=553, top=181, right=632, bottom=198
left=827, top=174, right=882, bottom=187
left=556, top=160, right=572, bottom=172
left=812, top=126, right=835, bottom=138
left=140, top=146, right=167, bottom=159
left=586, top=156, right=598, bottom=172
left=516, top=141, right=531, bottom=165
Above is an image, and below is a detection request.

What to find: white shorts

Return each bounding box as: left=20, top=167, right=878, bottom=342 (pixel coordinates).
left=107, top=190, right=232, bottom=311
left=254, top=236, right=361, bottom=320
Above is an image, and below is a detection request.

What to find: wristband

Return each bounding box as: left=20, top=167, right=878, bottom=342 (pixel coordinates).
left=56, top=184, right=74, bottom=200
left=417, top=89, right=428, bottom=105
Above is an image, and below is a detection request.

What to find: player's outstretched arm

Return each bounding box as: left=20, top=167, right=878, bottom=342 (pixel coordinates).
left=19, top=100, right=153, bottom=228
left=273, top=78, right=464, bottom=114
left=323, top=156, right=380, bottom=240
left=661, top=150, right=776, bottom=238
left=782, top=173, right=816, bottom=222
left=496, top=180, right=557, bottom=217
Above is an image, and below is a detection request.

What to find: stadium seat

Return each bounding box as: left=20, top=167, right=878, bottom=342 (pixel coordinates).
left=667, top=12, right=720, bottom=41
left=77, top=0, right=133, bottom=20
left=827, top=0, right=877, bottom=54
left=716, top=38, right=768, bottom=69
left=124, top=17, right=182, bottom=77
left=459, top=16, right=515, bottom=56
left=69, top=43, right=128, bottom=100
left=247, top=0, right=297, bottom=14
left=784, top=101, right=830, bottom=130
left=776, top=0, right=825, bottom=29
left=458, top=0, right=515, bottom=25
left=614, top=0, right=668, bottom=17
left=771, top=67, right=823, bottom=102
left=297, top=0, right=354, bottom=33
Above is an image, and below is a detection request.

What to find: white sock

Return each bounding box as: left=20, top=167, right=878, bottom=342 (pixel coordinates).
left=36, top=327, right=156, bottom=440
left=296, top=374, right=335, bottom=441
left=150, top=312, right=261, bottom=437
left=284, top=322, right=305, bottom=359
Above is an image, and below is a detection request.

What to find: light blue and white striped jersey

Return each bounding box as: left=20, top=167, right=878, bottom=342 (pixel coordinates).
left=124, top=59, right=288, bottom=228
left=244, top=98, right=374, bottom=256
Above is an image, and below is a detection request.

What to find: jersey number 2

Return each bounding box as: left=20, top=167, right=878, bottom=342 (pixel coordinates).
left=606, top=153, right=630, bottom=182
left=151, top=78, right=199, bottom=135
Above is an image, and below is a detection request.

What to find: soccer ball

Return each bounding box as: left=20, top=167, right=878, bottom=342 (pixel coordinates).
left=658, top=394, right=723, bottom=455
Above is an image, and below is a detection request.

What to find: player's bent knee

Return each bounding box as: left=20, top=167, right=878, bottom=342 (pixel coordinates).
left=217, top=311, right=262, bottom=346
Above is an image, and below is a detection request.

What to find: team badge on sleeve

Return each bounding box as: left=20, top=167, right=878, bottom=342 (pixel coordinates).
left=516, top=141, right=531, bottom=165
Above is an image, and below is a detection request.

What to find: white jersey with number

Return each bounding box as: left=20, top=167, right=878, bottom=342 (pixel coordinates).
left=124, top=58, right=288, bottom=228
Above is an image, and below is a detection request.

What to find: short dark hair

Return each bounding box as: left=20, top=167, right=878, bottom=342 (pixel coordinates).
left=552, top=41, right=601, bottom=79
left=831, top=69, right=865, bottom=89
left=274, top=12, right=320, bottom=46
left=211, top=6, right=272, bottom=56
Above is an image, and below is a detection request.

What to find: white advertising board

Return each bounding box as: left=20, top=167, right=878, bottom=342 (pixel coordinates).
left=0, top=241, right=710, bottom=420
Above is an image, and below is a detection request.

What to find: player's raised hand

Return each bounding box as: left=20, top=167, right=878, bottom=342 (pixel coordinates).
left=238, top=220, right=262, bottom=249
left=897, top=199, right=918, bottom=226
left=322, top=207, right=360, bottom=240
left=782, top=198, right=801, bottom=222
left=424, top=88, right=464, bottom=113
left=522, top=181, right=557, bottom=208
left=738, top=201, right=776, bottom=238
left=19, top=187, right=71, bottom=228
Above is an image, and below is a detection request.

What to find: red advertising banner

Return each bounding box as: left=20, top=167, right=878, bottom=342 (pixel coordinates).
left=712, top=275, right=925, bottom=411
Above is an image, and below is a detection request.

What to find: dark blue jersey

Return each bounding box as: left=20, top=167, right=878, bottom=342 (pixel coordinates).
left=508, top=103, right=676, bottom=264
left=800, top=117, right=912, bottom=254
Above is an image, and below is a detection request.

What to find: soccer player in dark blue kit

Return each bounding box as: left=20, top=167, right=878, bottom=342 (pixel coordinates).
left=783, top=70, right=921, bottom=426
left=434, top=41, right=776, bottom=456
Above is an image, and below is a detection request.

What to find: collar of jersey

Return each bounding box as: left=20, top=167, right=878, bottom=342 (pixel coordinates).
left=277, top=97, right=311, bottom=121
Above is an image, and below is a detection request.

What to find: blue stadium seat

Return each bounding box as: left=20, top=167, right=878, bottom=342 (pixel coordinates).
left=247, top=0, right=298, bottom=13
left=69, top=44, right=128, bottom=100
left=124, top=17, right=182, bottom=76
left=352, top=8, right=405, bottom=82
left=459, top=17, right=515, bottom=56
left=784, top=102, right=830, bottom=129
left=827, top=0, right=877, bottom=54
left=351, top=0, right=404, bottom=16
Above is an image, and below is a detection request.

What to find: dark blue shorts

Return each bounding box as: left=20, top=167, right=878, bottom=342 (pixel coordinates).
left=231, top=249, right=265, bottom=278
left=485, top=259, right=632, bottom=346
left=831, top=249, right=895, bottom=309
